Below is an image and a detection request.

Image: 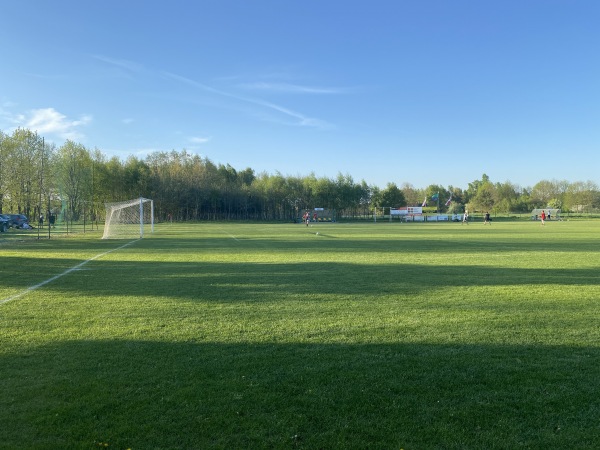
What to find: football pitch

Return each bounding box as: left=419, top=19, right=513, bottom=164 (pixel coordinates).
left=1, top=221, right=599, bottom=449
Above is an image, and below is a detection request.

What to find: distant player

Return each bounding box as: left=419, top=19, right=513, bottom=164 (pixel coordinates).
left=484, top=211, right=491, bottom=225
left=462, top=209, right=469, bottom=225
left=303, top=211, right=310, bottom=226
left=540, top=210, right=546, bottom=226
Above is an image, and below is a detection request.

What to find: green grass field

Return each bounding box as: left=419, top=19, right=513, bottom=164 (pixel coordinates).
left=1, top=220, right=600, bottom=449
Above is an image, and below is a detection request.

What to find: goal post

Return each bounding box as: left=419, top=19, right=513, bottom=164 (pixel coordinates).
left=102, top=197, right=154, bottom=239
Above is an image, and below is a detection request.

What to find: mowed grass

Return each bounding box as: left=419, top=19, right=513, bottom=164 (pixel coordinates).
left=1, top=220, right=600, bottom=449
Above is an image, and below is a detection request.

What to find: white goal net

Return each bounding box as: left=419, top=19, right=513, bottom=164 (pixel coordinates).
left=102, top=197, right=154, bottom=239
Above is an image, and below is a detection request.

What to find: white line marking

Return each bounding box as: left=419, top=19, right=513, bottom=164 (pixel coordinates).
left=0, top=240, right=137, bottom=306
left=221, top=229, right=240, bottom=241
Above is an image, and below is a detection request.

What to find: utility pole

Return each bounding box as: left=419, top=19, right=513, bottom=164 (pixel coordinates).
left=37, top=137, right=44, bottom=240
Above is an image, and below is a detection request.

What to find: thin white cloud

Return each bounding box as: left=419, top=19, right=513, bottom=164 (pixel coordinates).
left=132, top=148, right=158, bottom=158
left=189, top=136, right=211, bottom=144
left=163, top=71, right=333, bottom=129
left=88, top=57, right=336, bottom=130
left=18, top=108, right=91, bottom=141
left=1, top=100, right=18, bottom=109
left=122, top=118, right=135, bottom=125
left=251, top=99, right=334, bottom=129
left=103, top=147, right=160, bottom=160
left=0, top=101, right=19, bottom=126
left=239, top=82, right=344, bottom=94
left=92, top=55, right=144, bottom=73
left=163, top=72, right=228, bottom=96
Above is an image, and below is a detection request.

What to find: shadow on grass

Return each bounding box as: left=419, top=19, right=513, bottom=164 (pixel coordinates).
left=1, top=255, right=600, bottom=301
left=141, top=233, right=600, bottom=254
left=3, top=224, right=600, bottom=297
left=5, top=228, right=600, bottom=255
left=1, top=339, right=599, bottom=449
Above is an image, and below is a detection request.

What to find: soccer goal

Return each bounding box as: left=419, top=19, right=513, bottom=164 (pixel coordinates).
left=102, top=197, right=154, bottom=239
left=530, top=208, right=560, bottom=221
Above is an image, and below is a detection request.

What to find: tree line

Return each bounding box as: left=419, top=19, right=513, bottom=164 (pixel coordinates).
left=1, top=127, right=599, bottom=222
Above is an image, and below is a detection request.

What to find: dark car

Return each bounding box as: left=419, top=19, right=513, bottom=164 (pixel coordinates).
left=9, top=214, right=29, bottom=229
left=0, top=214, right=9, bottom=232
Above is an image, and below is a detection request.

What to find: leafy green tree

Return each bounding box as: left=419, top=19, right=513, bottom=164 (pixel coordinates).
left=552, top=180, right=570, bottom=210
left=7, top=125, right=600, bottom=223
left=423, top=184, right=448, bottom=211
left=493, top=181, right=520, bottom=212
left=0, top=130, right=10, bottom=212
left=55, top=140, right=93, bottom=221
left=239, top=168, right=255, bottom=186
left=445, top=186, right=464, bottom=208
left=472, top=181, right=496, bottom=212
left=335, top=173, right=358, bottom=214
left=564, top=181, right=599, bottom=213
left=9, top=129, right=46, bottom=216
left=465, top=174, right=490, bottom=204
left=400, top=183, right=420, bottom=206
left=531, top=180, right=556, bottom=207
left=379, top=182, right=406, bottom=212
left=104, top=156, right=127, bottom=202
left=369, top=185, right=382, bottom=211
left=123, top=156, right=151, bottom=199
left=446, top=202, right=464, bottom=215
left=358, top=180, right=372, bottom=216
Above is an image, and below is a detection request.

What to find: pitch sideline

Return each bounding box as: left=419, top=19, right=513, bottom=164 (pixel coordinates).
left=0, top=240, right=138, bottom=306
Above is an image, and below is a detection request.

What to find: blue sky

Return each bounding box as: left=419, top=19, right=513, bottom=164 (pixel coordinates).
left=1, top=1, right=599, bottom=190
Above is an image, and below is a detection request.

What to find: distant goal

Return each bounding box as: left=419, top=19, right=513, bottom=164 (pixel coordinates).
left=531, top=208, right=560, bottom=221
left=102, top=197, right=154, bottom=239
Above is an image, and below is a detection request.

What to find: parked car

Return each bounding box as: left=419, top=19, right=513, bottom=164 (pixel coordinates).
left=9, top=214, right=29, bottom=229
left=0, top=214, right=10, bottom=232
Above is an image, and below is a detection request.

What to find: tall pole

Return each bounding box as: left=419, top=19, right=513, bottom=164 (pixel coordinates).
left=48, top=184, right=51, bottom=239
left=38, top=137, right=44, bottom=240
left=139, top=197, right=144, bottom=238
left=91, top=158, right=95, bottom=230
left=150, top=199, right=154, bottom=233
